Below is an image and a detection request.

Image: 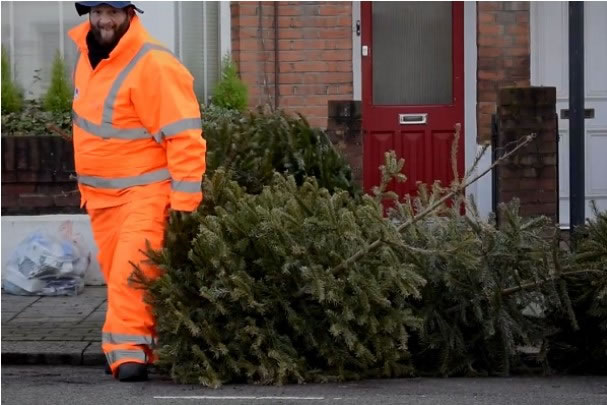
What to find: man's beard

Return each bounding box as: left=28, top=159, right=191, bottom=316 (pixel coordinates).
left=90, top=18, right=130, bottom=48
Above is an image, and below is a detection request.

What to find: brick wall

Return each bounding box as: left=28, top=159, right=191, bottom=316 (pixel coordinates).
left=1, top=136, right=82, bottom=215
left=231, top=1, right=353, bottom=129
left=495, top=87, right=558, bottom=222
left=477, top=1, right=530, bottom=144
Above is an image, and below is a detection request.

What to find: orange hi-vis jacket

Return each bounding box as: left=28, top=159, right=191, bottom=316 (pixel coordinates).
left=68, top=16, right=206, bottom=211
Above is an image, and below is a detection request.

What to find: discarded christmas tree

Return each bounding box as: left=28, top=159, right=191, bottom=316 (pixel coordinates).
left=136, top=167, right=424, bottom=387
left=542, top=205, right=607, bottom=374
left=132, top=127, right=606, bottom=385
left=201, top=105, right=358, bottom=196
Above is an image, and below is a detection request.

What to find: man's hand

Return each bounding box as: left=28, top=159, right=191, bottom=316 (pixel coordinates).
left=168, top=209, right=194, bottom=224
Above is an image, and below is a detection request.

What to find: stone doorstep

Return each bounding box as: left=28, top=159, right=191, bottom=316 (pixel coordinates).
left=1, top=341, right=105, bottom=366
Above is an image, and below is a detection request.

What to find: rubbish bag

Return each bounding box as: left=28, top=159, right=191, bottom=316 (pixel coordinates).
left=2, top=221, right=91, bottom=296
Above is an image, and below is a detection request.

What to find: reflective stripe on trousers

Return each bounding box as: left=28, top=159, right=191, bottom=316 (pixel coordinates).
left=102, top=332, right=157, bottom=346
left=105, top=349, right=147, bottom=365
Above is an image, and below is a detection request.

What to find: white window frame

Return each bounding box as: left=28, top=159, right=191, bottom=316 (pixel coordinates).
left=173, top=1, right=231, bottom=103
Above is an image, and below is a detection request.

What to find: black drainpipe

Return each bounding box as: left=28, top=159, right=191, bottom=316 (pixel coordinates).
left=568, top=1, right=585, bottom=230
left=491, top=113, right=499, bottom=222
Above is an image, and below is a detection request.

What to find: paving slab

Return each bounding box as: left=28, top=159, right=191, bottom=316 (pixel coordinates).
left=1, top=286, right=107, bottom=366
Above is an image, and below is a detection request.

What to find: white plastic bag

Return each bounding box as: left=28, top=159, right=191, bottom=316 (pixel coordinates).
left=2, top=221, right=91, bottom=296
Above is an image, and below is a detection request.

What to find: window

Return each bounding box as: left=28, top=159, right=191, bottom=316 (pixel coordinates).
left=1, top=1, right=85, bottom=99
left=176, top=1, right=221, bottom=104
left=1, top=1, right=225, bottom=102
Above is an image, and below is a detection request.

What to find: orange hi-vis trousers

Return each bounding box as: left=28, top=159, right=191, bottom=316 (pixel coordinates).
left=88, top=192, right=169, bottom=375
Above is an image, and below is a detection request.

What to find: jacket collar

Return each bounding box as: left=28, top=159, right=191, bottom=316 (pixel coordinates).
left=68, top=15, right=148, bottom=60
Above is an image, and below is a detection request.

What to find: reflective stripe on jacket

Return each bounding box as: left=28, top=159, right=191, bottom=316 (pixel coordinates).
left=68, top=16, right=206, bottom=211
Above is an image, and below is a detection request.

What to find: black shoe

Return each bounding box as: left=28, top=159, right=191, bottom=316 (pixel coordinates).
left=117, top=362, right=148, bottom=382
left=105, top=363, right=112, bottom=375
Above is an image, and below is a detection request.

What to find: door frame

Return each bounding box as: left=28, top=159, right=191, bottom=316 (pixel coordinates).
left=352, top=2, right=485, bottom=214
left=358, top=1, right=478, bottom=203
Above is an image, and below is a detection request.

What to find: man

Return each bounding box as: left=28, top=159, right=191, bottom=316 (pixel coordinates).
left=69, top=1, right=206, bottom=382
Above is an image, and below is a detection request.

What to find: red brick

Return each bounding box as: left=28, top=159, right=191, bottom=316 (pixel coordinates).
left=505, top=47, right=529, bottom=57
left=520, top=203, right=556, bottom=217
left=239, top=38, right=260, bottom=51
left=478, top=102, right=496, bottom=114
left=307, top=72, right=351, bottom=84
left=19, top=193, right=53, bottom=208
left=2, top=191, right=21, bottom=207
left=516, top=12, right=530, bottom=23
left=318, top=4, right=347, bottom=16
left=16, top=172, right=38, bottom=183
left=280, top=72, right=305, bottom=84
left=278, top=16, right=304, bottom=28
left=290, top=105, right=327, bottom=117
left=319, top=49, right=350, bottom=61
left=329, top=84, right=353, bottom=95
left=318, top=29, right=350, bottom=39
left=479, top=57, right=502, bottom=70
left=478, top=70, right=505, bottom=80
left=239, top=62, right=260, bottom=73
left=281, top=29, right=304, bottom=40
left=337, top=15, right=351, bottom=26
left=479, top=13, right=495, bottom=23
left=238, top=15, right=262, bottom=26
left=287, top=39, right=324, bottom=50
left=478, top=2, right=501, bottom=12
left=478, top=36, right=511, bottom=47
left=513, top=34, right=530, bottom=46
left=479, top=91, right=497, bottom=103
left=238, top=51, right=261, bottom=62
left=289, top=61, right=328, bottom=72
left=54, top=193, right=81, bottom=207
left=478, top=80, right=498, bottom=92
left=279, top=50, right=307, bottom=62
left=324, top=39, right=352, bottom=50
left=305, top=95, right=330, bottom=106
left=507, top=25, right=529, bottom=35
left=538, top=142, right=557, bottom=154
left=305, top=117, right=326, bottom=128
left=540, top=178, right=556, bottom=191
left=1, top=184, right=36, bottom=195
left=327, top=61, right=351, bottom=72
left=479, top=24, right=502, bottom=35
left=238, top=4, right=258, bottom=16
left=278, top=5, right=303, bottom=16
left=479, top=47, right=502, bottom=57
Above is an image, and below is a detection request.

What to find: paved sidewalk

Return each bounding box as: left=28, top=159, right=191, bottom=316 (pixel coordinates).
left=1, top=286, right=107, bottom=366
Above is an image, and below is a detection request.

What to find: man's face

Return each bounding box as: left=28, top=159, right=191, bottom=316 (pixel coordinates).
left=89, top=5, right=131, bottom=47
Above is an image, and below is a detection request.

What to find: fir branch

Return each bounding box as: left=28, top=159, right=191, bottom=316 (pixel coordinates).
left=501, top=269, right=603, bottom=297
left=443, top=268, right=603, bottom=317
left=332, top=133, right=537, bottom=275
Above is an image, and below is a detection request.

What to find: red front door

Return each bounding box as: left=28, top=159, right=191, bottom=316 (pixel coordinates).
left=362, top=2, right=464, bottom=200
